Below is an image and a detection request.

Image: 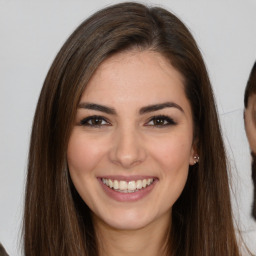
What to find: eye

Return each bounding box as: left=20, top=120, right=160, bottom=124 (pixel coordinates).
left=79, top=116, right=110, bottom=127
left=146, top=115, right=176, bottom=127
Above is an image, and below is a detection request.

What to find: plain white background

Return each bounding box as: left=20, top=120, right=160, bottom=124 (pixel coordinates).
left=0, top=0, right=256, bottom=255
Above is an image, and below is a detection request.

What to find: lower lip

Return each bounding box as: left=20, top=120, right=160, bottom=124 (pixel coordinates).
left=98, top=179, right=157, bottom=202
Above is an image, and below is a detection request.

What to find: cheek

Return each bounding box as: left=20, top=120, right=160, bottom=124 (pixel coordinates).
left=67, top=132, right=105, bottom=176
left=150, top=134, right=193, bottom=172
left=66, top=132, right=108, bottom=207
left=149, top=133, right=192, bottom=196
left=245, top=111, right=256, bottom=152
left=149, top=136, right=191, bottom=208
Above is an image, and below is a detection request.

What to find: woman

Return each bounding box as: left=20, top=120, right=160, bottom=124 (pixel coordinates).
left=244, top=61, right=256, bottom=220
left=23, top=2, right=243, bottom=255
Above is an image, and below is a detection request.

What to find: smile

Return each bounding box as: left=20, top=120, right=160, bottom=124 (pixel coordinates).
left=101, top=178, right=154, bottom=193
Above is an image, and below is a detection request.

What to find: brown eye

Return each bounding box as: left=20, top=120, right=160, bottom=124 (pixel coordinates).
left=90, top=117, right=103, bottom=125
left=80, top=116, right=109, bottom=127
left=153, top=118, right=166, bottom=125
left=146, top=115, right=176, bottom=127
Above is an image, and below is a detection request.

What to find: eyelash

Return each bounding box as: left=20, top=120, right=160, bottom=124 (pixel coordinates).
left=79, top=115, right=110, bottom=127
left=79, top=115, right=176, bottom=127
left=145, top=115, right=177, bottom=127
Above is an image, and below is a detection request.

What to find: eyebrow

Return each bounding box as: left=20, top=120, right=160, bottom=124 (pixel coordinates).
left=139, top=102, right=184, bottom=114
left=78, top=101, right=184, bottom=115
left=78, top=103, right=117, bottom=115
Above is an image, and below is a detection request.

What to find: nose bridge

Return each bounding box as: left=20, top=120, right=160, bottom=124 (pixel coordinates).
left=109, top=123, right=146, bottom=168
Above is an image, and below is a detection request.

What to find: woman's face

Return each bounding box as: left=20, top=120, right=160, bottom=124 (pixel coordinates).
left=67, top=50, right=196, bottom=231
left=245, top=94, right=256, bottom=153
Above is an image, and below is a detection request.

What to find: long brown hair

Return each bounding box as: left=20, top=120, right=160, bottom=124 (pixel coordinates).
left=24, top=2, right=242, bottom=255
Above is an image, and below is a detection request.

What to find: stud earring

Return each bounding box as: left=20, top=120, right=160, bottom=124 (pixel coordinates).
left=193, top=155, right=199, bottom=164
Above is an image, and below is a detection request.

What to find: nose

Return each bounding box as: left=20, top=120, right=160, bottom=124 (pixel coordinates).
left=109, top=127, right=147, bottom=169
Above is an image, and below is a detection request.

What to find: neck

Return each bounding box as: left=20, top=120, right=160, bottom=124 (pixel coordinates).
left=93, top=212, right=171, bottom=256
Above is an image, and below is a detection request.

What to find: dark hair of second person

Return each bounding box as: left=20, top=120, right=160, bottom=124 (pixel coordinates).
left=244, top=61, right=256, bottom=220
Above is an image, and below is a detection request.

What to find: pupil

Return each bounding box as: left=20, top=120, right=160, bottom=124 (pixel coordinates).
left=155, top=118, right=163, bottom=125
left=93, top=118, right=102, bottom=125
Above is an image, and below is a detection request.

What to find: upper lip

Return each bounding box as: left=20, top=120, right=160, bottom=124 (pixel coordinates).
left=98, top=175, right=157, bottom=181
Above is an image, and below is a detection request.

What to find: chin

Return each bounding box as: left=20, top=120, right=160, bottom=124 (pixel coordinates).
left=96, top=208, right=158, bottom=231
left=108, top=220, right=149, bottom=231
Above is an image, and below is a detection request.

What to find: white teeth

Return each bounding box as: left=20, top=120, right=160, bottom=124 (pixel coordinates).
left=128, top=181, right=136, bottom=191
left=142, top=179, right=147, bottom=188
left=136, top=180, right=142, bottom=189
left=102, top=178, right=154, bottom=193
left=120, top=180, right=127, bottom=190
left=113, top=180, right=119, bottom=190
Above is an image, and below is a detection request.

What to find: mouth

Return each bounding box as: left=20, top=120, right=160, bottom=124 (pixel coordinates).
left=101, top=178, right=155, bottom=193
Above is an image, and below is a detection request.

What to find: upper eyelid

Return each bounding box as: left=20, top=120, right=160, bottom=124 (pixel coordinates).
left=79, top=115, right=111, bottom=126
left=145, top=115, right=177, bottom=125
left=147, top=115, right=174, bottom=120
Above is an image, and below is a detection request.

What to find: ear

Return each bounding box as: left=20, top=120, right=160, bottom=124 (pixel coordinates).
left=189, top=142, right=199, bottom=166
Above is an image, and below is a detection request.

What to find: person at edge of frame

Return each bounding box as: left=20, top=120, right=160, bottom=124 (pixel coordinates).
left=244, top=61, right=256, bottom=220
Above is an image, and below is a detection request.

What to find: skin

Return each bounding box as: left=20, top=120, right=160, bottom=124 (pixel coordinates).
left=244, top=93, right=256, bottom=153
left=67, top=50, right=196, bottom=256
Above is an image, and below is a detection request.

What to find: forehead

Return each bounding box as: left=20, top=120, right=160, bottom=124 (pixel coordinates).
left=82, top=50, right=187, bottom=104
left=248, top=94, right=256, bottom=104
left=247, top=94, right=256, bottom=113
